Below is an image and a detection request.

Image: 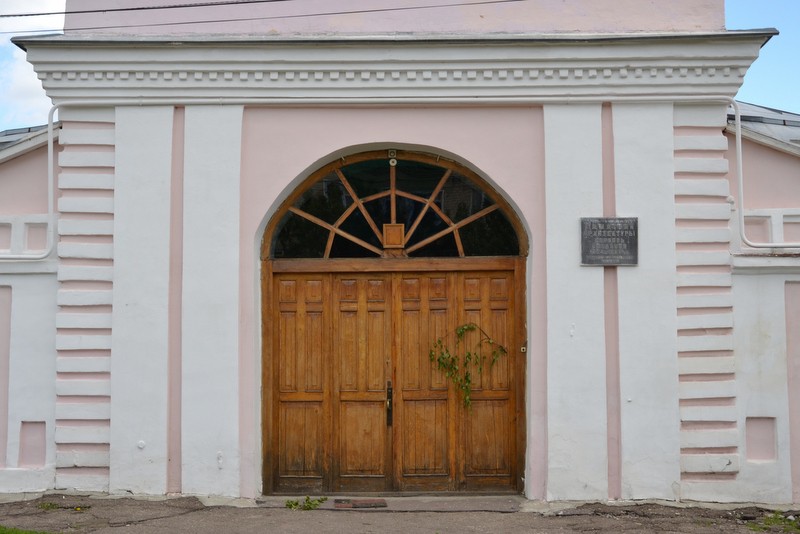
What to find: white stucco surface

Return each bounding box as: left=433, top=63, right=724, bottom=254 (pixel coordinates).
left=0, top=274, right=58, bottom=491
left=181, top=106, right=243, bottom=497
left=111, top=106, right=175, bottom=494
left=613, top=103, right=681, bottom=500
left=728, top=274, right=795, bottom=503
left=543, top=104, right=608, bottom=500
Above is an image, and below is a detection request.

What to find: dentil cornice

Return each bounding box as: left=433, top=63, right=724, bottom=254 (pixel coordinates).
left=20, top=33, right=770, bottom=103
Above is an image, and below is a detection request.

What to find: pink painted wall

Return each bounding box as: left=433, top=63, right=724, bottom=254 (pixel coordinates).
left=0, top=146, right=50, bottom=215
left=237, top=106, right=544, bottom=496
left=65, top=0, right=724, bottom=36
left=18, top=421, right=46, bottom=467
left=726, top=134, right=800, bottom=209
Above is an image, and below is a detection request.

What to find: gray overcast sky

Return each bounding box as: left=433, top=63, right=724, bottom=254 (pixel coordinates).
left=0, top=0, right=798, bottom=132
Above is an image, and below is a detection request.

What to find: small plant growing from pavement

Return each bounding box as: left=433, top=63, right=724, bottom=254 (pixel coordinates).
left=36, top=501, right=88, bottom=512
left=746, top=512, right=800, bottom=533
left=285, top=496, right=328, bottom=511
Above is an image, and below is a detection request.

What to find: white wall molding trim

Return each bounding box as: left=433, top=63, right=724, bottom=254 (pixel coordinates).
left=731, top=256, right=800, bottom=274
left=54, top=118, right=117, bottom=492
left=23, top=35, right=767, bottom=102
left=673, top=104, right=742, bottom=501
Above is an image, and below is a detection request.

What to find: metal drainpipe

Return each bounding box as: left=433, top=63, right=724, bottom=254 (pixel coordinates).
left=2, top=93, right=791, bottom=262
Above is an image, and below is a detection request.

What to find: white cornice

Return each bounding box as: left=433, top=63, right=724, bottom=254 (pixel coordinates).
left=22, top=34, right=767, bottom=103
left=0, top=260, right=58, bottom=274
left=732, top=254, right=800, bottom=275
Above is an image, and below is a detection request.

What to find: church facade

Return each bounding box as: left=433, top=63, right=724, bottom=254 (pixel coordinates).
left=1, top=0, right=798, bottom=504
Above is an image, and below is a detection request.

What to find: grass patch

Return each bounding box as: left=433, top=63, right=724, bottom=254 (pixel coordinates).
left=0, top=526, right=51, bottom=534
left=285, top=496, right=328, bottom=511
left=747, top=512, right=800, bottom=533
left=36, top=502, right=88, bottom=513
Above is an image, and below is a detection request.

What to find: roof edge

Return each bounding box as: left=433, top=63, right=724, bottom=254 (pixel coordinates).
left=13, top=28, right=778, bottom=49
left=0, top=124, right=59, bottom=165
left=726, top=123, right=800, bottom=158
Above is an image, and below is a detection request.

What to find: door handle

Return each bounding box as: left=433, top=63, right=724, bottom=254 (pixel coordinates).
left=386, top=381, right=393, bottom=427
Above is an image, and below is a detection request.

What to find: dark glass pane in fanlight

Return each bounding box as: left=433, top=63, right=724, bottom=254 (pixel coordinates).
left=405, top=209, right=448, bottom=248
left=408, top=232, right=458, bottom=257
left=292, top=172, right=352, bottom=225
left=272, top=212, right=329, bottom=258
left=341, top=159, right=390, bottom=198
left=395, top=159, right=445, bottom=198
left=396, top=196, right=424, bottom=230
left=364, top=197, right=391, bottom=227
left=329, top=235, right=381, bottom=258
left=339, top=208, right=382, bottom=249
left=439, top=173, right=494, bottom=223
left=460, top=210, right=519, bottom=256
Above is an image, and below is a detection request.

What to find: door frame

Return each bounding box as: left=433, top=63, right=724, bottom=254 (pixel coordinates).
left=260, top=256, right=527, bottom=493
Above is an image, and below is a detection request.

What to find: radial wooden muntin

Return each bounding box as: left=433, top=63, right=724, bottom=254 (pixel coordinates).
left=261, top=149, right=529, bottom=261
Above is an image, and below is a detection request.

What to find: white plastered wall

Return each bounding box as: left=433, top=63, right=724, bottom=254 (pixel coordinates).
left=181, top=106, right=242, bottom=496
left=0, top=273, right=58, bottom=491
left=730, top=273, right=796, bottom=503
left=613, top=103, right=681, bottom=500
left=111, top=106, right=174, bottom=493
left=543, top=104, right=608, bottom=500
left=110, top=105, right=243, bottom=497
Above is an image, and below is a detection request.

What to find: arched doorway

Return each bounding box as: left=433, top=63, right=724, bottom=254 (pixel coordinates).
left=261, top=149, right=527, bottom=493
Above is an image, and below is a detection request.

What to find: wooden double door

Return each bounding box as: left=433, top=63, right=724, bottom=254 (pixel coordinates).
left=265, top=265, right=522, bottom=493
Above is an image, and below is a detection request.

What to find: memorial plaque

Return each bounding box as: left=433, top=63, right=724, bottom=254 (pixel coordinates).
left=581, top=217, right=638, bottom=266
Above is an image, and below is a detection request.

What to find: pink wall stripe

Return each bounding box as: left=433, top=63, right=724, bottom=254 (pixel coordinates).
left=167, top=107, right=185, bottom=493
left=786, top=282, right=800, bottom=504
left=0, top=286, right=10, bottom=468
left=529, top=107, right=548, bottom=500
left=602, top=103, right=622, bottom=500
left=18, top=421, right=46, bottom=467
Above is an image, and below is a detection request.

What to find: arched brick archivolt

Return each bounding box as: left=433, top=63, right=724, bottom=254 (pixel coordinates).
left=260, top=149, right=528, bottom=493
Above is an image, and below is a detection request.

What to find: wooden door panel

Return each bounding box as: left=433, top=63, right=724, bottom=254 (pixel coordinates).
left=279, top=402, right=323, bottom=477
left=332, top=276, right=392, bottom=491
left=336, top=308, right=359, bottom=391
left=488, top=275, right=512, bottom=391
left=274, top=275, right=330, bottom=492
left=399, top=278, right=422, bottom=391
left=464, top=399, right=511, bottom=475
left=428, top=277, right=451, bottom=391
left=339, top=401, right=387, bottom=476
left=457, top=272, right=516, bottom=490
left=270, top=267, right=520, bottom=493
left=277, top=279, right=325, bottom=393
left=401, top=400, right=449, bottom=475
left=395, top=274, right=456, bottom=490
left=365, top=309, right=388, bottom=391
left=488, top=307, right=511, bottom=390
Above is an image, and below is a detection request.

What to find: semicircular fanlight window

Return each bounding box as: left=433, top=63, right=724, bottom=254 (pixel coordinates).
left=271, top=152, right=520, bottom=259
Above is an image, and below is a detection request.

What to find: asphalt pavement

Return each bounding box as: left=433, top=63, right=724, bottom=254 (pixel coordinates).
left=0, top=492, right=794, bottom=533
